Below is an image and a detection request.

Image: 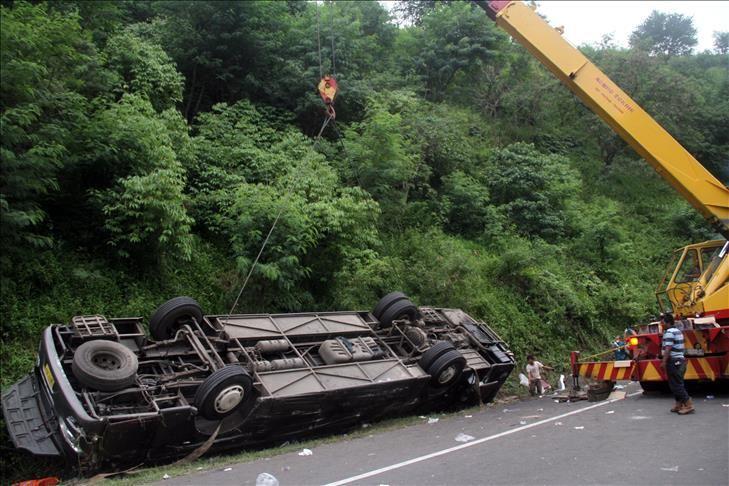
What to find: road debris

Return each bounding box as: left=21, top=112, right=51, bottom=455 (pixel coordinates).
left=455, top=433, right=475, bottom=442
left=614, top=384, right=625, bottom=390
left=298, top=448, right=313, bottom=456
left=495, top=395, right=520, bottom=404
left=722, top=404, right=729, bottom=407
left=256, top=472, right=280, bottom=486
left=519, top=373, right=529, bottom=386
left=362, top=423, right=371, bottom=428
left=608, top=390, right=626, bottom=400
left=660, top=466, right=679, bottom=472
left=162, top=473, right=170, bottom=480
left=519, top=421, right=527, bottom=425
left=464, top=415, right=473, bottom=418
left=520, top=415, right=542, bottom=419
left=573, top=426, right=584, bottom=430
left=224, top=467, right=233, bottom=472
left=605, top=410, right=615, bottom=414
left=427, top=417, right=439, bottom=424
left=705, top=395, right=715, bottom=400
left=554, top=422, right=563, bottom=426
left=630, top=416, right=651, bottom=420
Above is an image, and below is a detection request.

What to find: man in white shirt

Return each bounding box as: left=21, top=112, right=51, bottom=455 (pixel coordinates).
left=526, top=354, right=553, bottom=396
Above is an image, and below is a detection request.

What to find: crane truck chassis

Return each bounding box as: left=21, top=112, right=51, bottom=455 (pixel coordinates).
left=473, top=0, right=729, bottom=390
left=1, top=294, right=514, bottom=472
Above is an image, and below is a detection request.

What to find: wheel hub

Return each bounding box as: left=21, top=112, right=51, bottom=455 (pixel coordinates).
left=92, top=352, right=120, bottom=370
left=438, top=365, right=457, bottom=384
left=214, top=385, right=245, bottom=414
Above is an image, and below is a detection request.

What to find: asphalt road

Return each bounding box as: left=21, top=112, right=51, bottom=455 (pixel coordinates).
left=154, top=383, right=728, bottom=486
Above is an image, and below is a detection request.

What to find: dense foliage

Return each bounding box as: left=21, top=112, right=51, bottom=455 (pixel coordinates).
left=1, top=0, right=727, bottom=446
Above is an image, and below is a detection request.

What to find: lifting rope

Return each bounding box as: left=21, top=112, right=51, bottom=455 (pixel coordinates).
left=228, top=2, right=340, bottom=316
left=315, top=0, right=338, bottom=139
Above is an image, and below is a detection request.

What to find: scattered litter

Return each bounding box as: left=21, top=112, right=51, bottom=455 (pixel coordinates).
left=196, top=467, right=203, bottom=471
left=630, top=416, right=651, bottom=420
left=554, top=422, right=563, bottom=426
left=419, top=415, right=427, bottom=419
left=573, top=426, right=584, bottom=430
left=256, top=473, right=280, bottom=486
left=495, top=395, right=520, bottom=404
left=519, top=421, right=527, bottom=425
left=722, top=404, right=729, bottom=407
left=362, top=423, right=371, bottom=428
left=224, top=467, right=233, bottom=472
left=706, top=395, right=715, bottom=400
left=298, top=449, right=313, bottom=456
left=557, top=374, right=566, bottom=391
left=427, top=417, right=439, bottom=424
left=605, top=410, right=615, bottom=414
left=520, top=415, right=542, bottom=419
left=660, top=466, right=679, bottom=472
left=367, top=453, right=376, bottom=456
left=537, top=408, right=544, bottom=412
left=554, top=400, right=560, bottom=403
left=698, top=468, right=704, bottom=471
left=465, top=414, right=473, bottom=418
left=502, top=408, right=512, bottom=413
left=531, top=435, right=537, bottom=438
left=608, top=390, right=626, bottom=400
left=614, top=385, right=625, bottom=390
left=455, top=433, right=475, bottom=442
left=162, top=474, right=170, bottom=480
left=519, top=373, right=529, bottom=386
left=281, top=466, right=291, bottom=472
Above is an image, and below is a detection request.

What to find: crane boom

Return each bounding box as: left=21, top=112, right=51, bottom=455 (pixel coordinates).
left=474, top=1, right=729, bottom=238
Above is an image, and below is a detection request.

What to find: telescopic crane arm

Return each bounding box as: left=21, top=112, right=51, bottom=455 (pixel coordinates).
left=473, top=1, right=729, bottom=238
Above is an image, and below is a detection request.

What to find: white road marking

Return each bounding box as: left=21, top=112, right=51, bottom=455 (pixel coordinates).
left=323, top=391, right=643, bottom=486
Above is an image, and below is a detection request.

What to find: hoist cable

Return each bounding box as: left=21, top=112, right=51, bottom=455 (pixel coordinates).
left=316, top=3, right=323, bottom=79
left=329, top=2, right=336, bottom=76
left=227, top=1, right=339, bottom=317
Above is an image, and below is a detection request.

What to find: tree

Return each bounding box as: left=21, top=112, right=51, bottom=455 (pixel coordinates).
left=396, top=2, right=505, bottom=101
left=0, top=2, right=97, bottom=252
left=104, top=30, right=184, bottom=112
left=484, top=143, right=580, bottom=240
left=83, top=95, right=194, bottom=262
left=714, top=31, right=729, bottom=55
left=629, top=11, right=697, bottom=57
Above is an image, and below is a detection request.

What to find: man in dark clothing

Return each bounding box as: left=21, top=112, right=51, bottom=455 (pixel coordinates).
left=661, top=313, right=694, bottom=414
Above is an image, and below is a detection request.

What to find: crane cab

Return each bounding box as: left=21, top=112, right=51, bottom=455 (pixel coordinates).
left=656, top=240, right=729, bottom=321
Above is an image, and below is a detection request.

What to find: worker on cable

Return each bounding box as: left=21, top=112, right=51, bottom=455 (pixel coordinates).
left=660, top=313, right=694, bottom=415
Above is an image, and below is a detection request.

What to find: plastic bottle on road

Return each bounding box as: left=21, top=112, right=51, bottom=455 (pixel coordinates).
left=256, top=473, right=279, bottom=486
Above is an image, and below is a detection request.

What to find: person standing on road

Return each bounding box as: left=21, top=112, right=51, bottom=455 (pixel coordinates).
left=526, top=355, right=552, bottom=396
left=661, top=313, right=694, bottom=415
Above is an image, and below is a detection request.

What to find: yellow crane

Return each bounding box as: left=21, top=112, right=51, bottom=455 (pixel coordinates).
left=473, top=0, right=729, bottom=385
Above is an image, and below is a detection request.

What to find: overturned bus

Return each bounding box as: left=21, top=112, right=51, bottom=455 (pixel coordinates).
left=2, top=293, right=514, bottom=472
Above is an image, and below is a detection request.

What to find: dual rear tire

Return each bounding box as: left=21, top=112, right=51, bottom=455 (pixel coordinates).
left=372, top=291, right=419, bottom=327
left=418, top=341, right=466, bottom=387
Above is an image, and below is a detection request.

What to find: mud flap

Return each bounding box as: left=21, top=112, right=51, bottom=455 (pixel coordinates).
left=2, top=373, right=60, bottom=456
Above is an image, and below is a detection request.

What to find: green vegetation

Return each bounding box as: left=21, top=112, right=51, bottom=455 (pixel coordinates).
left=1, top=0, right=727, bottom=480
